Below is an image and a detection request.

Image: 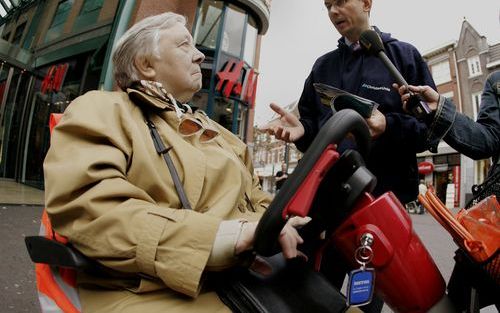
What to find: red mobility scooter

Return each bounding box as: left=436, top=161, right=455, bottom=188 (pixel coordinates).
left=26, top=109, right=496, bottom=312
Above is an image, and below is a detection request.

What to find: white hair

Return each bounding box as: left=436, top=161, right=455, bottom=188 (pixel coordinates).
left=112, top=12, right=186, bottom=90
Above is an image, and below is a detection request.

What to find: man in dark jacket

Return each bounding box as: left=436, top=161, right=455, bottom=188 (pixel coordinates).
left=263, top=0, right=437, bottom=311
left=265, top=0, right=437, bottom=204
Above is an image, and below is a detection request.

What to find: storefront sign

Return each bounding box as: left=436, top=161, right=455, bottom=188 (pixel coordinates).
left=418, top=161, right=434, bottom=175
left=41, top=63, right=69, bottom=94
left=216, top=59, right=258, bottom=108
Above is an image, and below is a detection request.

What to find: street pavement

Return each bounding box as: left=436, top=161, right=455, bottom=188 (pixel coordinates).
left=0, top=204, right=496, bottom=312
left=0, top=204, right=43, bottom=313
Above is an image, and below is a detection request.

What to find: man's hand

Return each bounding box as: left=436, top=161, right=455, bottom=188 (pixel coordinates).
left=260, top=103, right=305, bottom=142
left=366, top=108, right=386, bottom=139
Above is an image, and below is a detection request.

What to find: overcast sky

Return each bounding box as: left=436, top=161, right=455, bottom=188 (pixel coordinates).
left=254, top=0, right=500, bottom=125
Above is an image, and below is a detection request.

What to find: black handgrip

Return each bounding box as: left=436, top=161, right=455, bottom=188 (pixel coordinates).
left=254, top=110, right=371, bottom=256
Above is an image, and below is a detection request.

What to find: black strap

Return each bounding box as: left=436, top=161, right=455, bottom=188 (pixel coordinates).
left=143, top=116, right=193, bottom=210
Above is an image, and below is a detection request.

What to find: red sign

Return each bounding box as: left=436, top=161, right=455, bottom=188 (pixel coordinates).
left=453, top=166, right=460, bottom=208
left=41, top=63, right=69, bottom=94
left=216, top=59, right=258, bottom=108
left=418, top=161, right=434, bottom=175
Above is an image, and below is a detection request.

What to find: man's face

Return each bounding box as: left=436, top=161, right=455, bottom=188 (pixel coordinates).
left=324, top=0, right=371, bottom=42
left=149, top=23, right=205, bottom=102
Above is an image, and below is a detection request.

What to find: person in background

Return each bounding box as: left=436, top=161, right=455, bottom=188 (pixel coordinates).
left=426, top=181, right=435, bottom=193
left=262, top=0, right=437, bottom=311
left=275, top=163, right=289, bottom=192
left=417, top=179, right=427, bottom=214
left=418, top=179, right=428, bottom=196
left=395, top=70, right=500, bottom=311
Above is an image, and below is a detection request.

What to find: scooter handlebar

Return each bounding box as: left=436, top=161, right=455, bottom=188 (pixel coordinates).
left=254, top=109, right=371, bottom=256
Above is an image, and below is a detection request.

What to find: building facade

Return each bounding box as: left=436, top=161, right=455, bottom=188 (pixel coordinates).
left=421, top=20, right=500, bottom=207
left=0, top=0, right=271, bottom=189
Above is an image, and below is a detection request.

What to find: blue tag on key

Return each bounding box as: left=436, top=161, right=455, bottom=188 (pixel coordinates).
left=347, top=267, right=375, bottom=306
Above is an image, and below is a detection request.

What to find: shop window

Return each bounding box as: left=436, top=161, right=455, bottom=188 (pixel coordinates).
left=447, top=154, right=460, bottom=166
left=194, top=0, right=223, bottom=50
left=221, top=4, right=245, bottom=57
left=45, top=0, right=74, bottom=43
left=431, top=60, right=451, bottom=86
left=0, top=68, right=30, bottom=179
left=434, top=155, right=448, bottom=165
left=213, top=97, right=234, bottom=131
left=243, top=16, right=257, bottom=66
left=200, top=55, right=214, bottom=90
left=191, top=91, right=209, bottom=112
left=237, top=101, right=248, bottom=140
left=471, top=91, right=481, bottom=119
left=467, top=55, right=481, bottom=78
left=11, top=22, right=26, bottom=45
left=73, top=0, right=104, bottom=31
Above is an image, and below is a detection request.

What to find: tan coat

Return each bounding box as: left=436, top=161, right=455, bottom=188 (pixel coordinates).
left=44, top=89, right=271, bottom=312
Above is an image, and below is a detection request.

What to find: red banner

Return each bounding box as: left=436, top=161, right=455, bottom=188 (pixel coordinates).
left=41, top=63, right=69, bottom=94
left=216, top=59, right=258, bottom=108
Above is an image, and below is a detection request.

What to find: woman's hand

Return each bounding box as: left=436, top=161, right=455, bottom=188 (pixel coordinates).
left=234, top=216, right=312, bottom=259
left=278, top=216, right=311, bottom=259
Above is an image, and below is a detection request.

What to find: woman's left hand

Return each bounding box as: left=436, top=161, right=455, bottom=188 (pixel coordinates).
left=278, top=216, right=311, bottom=259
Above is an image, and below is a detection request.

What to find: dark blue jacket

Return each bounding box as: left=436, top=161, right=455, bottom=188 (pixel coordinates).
left=295, top=28, right=436, bottom=204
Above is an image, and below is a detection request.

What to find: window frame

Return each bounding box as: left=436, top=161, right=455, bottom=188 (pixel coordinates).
left=467, top=55, right=482, bottom=78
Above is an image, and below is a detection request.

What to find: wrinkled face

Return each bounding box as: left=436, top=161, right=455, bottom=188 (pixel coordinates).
left=324, top=0, right=371, bottom=42
left=146, top=23, right=205, bottom=102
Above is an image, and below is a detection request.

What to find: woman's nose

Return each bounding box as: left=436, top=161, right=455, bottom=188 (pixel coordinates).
left=193, top=48, right=205, bottom=64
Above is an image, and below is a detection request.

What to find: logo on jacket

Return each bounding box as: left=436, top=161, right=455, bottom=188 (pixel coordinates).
left=361, top=83, right=390, bottom=92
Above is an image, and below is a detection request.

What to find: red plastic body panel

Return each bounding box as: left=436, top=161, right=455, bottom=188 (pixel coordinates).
left=332, top=192, right=446, bottom=313
left=282, top=144, right=339, bottom=219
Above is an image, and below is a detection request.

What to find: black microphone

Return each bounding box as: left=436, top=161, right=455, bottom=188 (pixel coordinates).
left=359, top=30, right=432, bottom=120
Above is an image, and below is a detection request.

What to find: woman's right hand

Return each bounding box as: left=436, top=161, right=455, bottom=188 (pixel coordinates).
left=393, top=84, right=440, bottom=112
left=234, top=216, right=311, bottom=259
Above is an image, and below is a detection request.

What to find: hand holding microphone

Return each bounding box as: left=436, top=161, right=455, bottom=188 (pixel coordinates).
left=359, top=30, right=433, bottom=120
left=394, top=84, right=440, bottom=112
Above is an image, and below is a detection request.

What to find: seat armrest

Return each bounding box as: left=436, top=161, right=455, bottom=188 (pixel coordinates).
left=25, top=236, right=91, bottom=270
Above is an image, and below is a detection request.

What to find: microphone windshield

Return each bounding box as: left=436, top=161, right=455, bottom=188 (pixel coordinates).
left=359, top=30, right=385, bottom=54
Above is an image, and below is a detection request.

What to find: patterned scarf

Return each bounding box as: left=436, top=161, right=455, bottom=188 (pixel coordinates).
left=132, top=80, right=192, bottom=118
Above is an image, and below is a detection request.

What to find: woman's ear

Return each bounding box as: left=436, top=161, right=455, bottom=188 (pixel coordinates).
left=134, top=55, right=156, bottom=80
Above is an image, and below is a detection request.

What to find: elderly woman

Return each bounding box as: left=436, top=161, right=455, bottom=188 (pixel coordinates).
left=43, top=12, right=307, bottom=312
